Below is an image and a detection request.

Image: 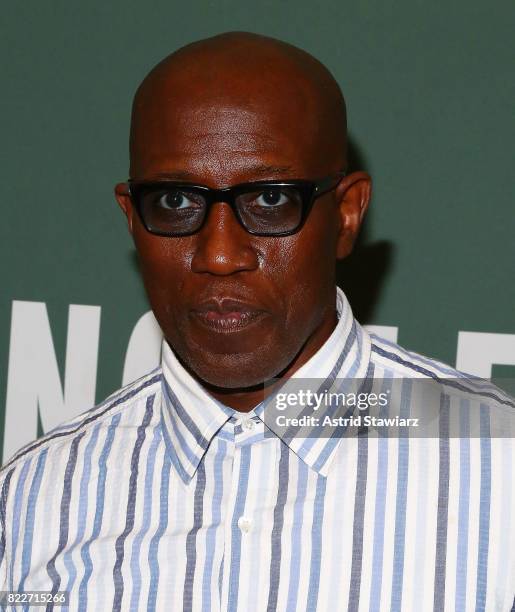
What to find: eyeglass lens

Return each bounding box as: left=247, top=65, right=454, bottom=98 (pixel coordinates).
left=139, top=186, right=304, bottom=235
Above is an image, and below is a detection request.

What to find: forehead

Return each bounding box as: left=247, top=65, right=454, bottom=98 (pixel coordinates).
left=130, top=82, right=331, bottom=184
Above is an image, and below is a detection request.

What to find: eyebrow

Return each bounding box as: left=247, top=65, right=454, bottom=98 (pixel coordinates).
left=149, top=164, right=296, bottom=182
left=243, top=164, right=296, bottom=178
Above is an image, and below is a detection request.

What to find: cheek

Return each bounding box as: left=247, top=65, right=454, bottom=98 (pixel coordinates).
left=265, top=215, right=339, bottom=325
left=282, top=205, right=339, bottom=279
left=133, top=229, right=192, bottom=304
left=134, top=223, right=189, bottom=267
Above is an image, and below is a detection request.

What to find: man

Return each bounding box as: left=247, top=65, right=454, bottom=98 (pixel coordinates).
left=1, top=31, right=514, bottom=612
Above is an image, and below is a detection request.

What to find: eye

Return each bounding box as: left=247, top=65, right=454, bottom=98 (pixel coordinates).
left=255, top=189, right=290, bottom=207
left=155, top=190, right=201, bottom=210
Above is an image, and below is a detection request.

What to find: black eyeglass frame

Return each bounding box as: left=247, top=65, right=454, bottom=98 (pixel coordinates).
left=127, top=171, right=347, bottom=237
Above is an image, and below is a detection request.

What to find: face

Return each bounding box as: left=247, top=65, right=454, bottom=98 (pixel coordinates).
left=116, top=73, right=370, bottom=390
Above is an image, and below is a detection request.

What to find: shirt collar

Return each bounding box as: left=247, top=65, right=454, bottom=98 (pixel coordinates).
left=160, top=286, right=371, bottom=483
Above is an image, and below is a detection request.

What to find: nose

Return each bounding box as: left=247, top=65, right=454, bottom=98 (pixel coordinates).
left=191, top=202, right=260, bottom=275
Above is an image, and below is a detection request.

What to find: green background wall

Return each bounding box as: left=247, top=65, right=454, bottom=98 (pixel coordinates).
left=1, top=1, right=514, bottom=461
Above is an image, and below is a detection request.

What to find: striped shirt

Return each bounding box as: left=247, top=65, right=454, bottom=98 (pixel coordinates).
left=1, top=287, right=514, bottom=611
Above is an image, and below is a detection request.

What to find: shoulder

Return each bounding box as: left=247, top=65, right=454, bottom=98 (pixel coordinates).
left=367, top=331, right=515, bottom=413
left=368, top=331, right=466, bottom=378
left=0, top=367, right=163, bottom=486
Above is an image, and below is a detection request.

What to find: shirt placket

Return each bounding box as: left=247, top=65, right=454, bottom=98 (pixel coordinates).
left=219, top=415, right=277, bottom=612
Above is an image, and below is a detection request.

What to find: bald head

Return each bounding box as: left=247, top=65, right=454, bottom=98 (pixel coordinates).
left=129, top=32, right=347, bottom=181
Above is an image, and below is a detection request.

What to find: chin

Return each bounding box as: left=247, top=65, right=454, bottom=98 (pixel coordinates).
left=192, top=361, right=274, bottom=390
left=183, top=347, right=292, bottom=390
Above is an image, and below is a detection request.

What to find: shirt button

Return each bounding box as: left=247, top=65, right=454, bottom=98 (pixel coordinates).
left=242, top=418, right=255, bottom=431
left=238, top=516, right=252, bottom=533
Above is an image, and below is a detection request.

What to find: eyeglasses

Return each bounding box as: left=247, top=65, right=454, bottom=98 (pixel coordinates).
left=127, top=172, right=346, bottom=237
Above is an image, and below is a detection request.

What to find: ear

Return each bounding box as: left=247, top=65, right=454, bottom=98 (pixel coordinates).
left=114, top=182, right=134, bottom=235
left=335, top=171, right=372, bottom=259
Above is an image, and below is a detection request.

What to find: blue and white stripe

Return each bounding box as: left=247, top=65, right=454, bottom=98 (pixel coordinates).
left=0, top=287, right=514, bottom=611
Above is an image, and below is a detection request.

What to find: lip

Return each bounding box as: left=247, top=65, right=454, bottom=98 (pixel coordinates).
left=191, top=298, right=268, bottom=333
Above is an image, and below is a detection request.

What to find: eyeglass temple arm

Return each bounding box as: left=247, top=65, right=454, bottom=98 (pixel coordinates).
left=314, top=171, right=347, bottom=195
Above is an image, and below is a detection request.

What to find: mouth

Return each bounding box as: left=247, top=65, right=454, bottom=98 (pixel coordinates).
left=191, top=298, right=268, bottom=333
